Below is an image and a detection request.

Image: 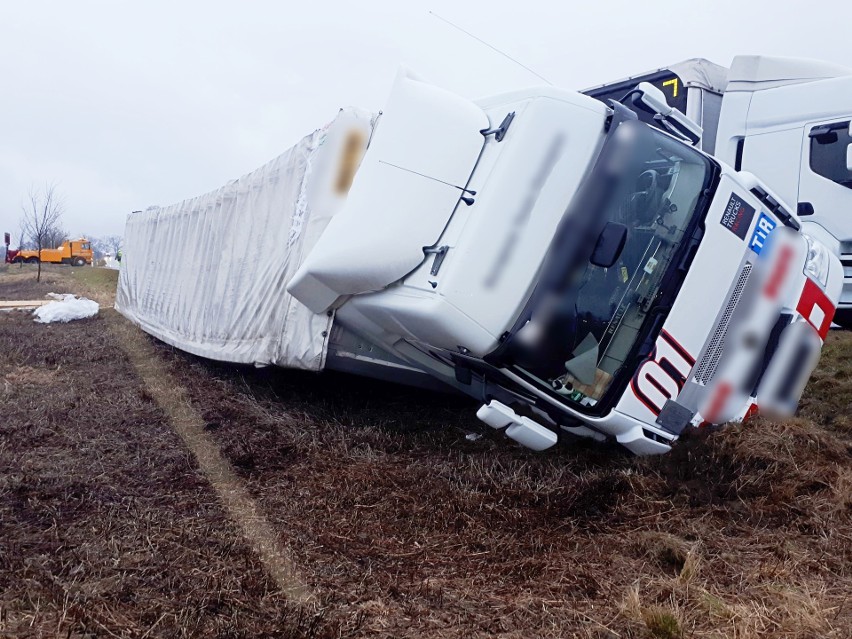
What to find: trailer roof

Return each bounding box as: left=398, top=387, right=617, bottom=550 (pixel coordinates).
left=582, top=58, right=729, bottom=95
left=727, top=55, right=852, bottom=92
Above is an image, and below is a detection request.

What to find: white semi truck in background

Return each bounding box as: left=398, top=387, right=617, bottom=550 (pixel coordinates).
left=584, top=55, right=852, bottom=327
left=119, top=69, right=843, bottom=455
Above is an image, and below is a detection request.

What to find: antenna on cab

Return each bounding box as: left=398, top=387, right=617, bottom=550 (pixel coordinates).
left=428, top=11, right=554, bottom=86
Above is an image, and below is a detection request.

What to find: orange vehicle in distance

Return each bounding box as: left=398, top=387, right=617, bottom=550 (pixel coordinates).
left=9, top=238, right=93, bottom=266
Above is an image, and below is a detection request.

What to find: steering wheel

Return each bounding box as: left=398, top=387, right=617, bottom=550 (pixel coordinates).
left=629, top=169, right=662, bottom=225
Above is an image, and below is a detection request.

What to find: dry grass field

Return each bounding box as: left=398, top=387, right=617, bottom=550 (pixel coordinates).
left=1, top=263, right=850, bottom=638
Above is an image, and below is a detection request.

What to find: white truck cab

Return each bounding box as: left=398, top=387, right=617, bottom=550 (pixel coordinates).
left=585, top=56, right=852, bottom=327
left=289, top=70, right=843, bottom=455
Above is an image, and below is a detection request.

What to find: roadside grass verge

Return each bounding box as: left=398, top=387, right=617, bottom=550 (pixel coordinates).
left=2, top=265, right=850, bottom=637
left=155, top=334, right=852, bottom=638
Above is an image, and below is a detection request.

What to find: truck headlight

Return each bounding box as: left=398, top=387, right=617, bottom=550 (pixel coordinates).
left=802, top=234, right=830, bottom=288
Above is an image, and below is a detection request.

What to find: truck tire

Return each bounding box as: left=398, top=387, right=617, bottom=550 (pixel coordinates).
left=832, top=309, right=852, bottom=330
left=72, top=257, right=86, bottom=267
left=25, top=257, right=39, bottom=264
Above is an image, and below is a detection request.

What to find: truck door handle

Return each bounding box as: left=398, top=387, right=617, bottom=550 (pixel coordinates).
left=424, top=245, right=450, bottom=276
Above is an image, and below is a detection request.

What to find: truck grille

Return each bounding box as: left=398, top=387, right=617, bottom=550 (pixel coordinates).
left=692, top=263, right=753, bottom=385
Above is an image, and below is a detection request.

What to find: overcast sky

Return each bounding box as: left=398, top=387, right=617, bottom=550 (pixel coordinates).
left=2, top=0, right=850, bottom=241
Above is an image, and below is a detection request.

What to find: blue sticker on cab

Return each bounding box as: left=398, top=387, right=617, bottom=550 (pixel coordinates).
left=749, top=212, right=777, bottom=254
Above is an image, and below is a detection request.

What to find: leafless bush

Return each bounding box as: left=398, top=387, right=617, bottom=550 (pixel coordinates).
left=19, top=182, right=65, bottom=282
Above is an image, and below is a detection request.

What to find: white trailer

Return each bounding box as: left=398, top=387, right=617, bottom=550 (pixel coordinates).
left=584, top=56, right=852, bottom=327
left=118, top=69, right=843, bottom=455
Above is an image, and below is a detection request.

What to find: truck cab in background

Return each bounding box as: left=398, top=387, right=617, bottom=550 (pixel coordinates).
left=584, top=56, right=852, bottom=327
left=716, top=56, right=852, bottom=328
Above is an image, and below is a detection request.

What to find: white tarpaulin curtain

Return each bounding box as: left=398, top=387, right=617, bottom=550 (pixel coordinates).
left=116, top=108, right=375, bottom=370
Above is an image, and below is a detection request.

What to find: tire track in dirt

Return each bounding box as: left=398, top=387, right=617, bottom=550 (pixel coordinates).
left=106, top=309, right=313, bottom=603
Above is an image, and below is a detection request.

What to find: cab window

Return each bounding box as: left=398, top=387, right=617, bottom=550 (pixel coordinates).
left=809, top=121, right=852, bottom=189
left=82, top=243, right=91, bottom=250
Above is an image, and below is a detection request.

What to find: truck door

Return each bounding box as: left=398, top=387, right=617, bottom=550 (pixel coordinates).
left=799, top=118, right=852, bottom=319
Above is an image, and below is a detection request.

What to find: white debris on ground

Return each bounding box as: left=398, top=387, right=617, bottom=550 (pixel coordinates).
left=33, top=294, right=99, bottom=323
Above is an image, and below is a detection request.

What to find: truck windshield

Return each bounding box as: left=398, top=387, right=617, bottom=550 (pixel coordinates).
left=513, top=122, right=713, bottom=409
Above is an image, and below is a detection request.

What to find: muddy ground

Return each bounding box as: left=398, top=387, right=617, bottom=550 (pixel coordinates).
left=1, top=263, right=850, bottom=638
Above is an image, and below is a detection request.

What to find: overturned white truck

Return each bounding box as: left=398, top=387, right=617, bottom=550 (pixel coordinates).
left=117, top=70, right=842, bottom=455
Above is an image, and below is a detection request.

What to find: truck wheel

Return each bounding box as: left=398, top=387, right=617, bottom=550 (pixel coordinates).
left=72, top=257, right=86, bottom=267
left=832, top=309, right=852, bottom=330
left=25, top=257, right=39, bottom=264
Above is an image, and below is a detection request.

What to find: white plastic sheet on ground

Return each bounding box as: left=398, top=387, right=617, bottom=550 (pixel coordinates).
left=34, top=294, right=99, bottom=323
left=115, top=108, right=375, bottom=370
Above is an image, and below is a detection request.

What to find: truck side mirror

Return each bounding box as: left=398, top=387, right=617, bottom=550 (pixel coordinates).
left=590, top=222, right=627, bottom=268
left=629, top=82, right=702, bottom=146
left=630, top=82, right=672, bottom=117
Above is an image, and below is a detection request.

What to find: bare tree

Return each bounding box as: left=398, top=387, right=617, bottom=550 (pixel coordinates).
left=16, top=221, right=33, bottom=250
left=20, top=183, right=65, bottom=282
left=42, top=225, right=69, bottom=250
left=103, top=235, right=122, bottom=257
left=88, top=235, right=123, bottom=261
left=13, top=222, right=27, bottom=269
